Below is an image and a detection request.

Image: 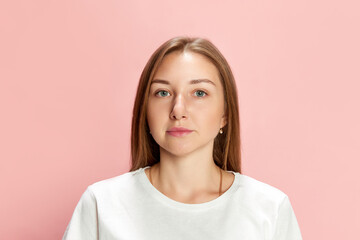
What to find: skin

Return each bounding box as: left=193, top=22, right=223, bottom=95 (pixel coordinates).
left=145, top=50, right=235, bottom=204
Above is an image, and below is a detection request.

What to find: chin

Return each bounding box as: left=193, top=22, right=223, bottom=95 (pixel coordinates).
left=160, top=145, right=197, bottom=157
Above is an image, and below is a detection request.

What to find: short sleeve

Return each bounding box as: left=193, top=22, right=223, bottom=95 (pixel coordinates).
left=62, top=187, right=99, bottom=240
left=272, top=195, right=303, bottom=240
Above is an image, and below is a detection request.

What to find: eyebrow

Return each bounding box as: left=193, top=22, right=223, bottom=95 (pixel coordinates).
left=151, top=78, right=216, bottom=86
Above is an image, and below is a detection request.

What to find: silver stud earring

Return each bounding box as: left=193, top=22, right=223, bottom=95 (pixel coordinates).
left=219, top=128, right=223, bottom=134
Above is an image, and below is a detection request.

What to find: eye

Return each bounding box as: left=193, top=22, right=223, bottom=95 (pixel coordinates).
left=155, top=90, right=170, bottom=97
left=154, top=90, right=208, bottom=98
left=194, top=90, right=208, bottom=98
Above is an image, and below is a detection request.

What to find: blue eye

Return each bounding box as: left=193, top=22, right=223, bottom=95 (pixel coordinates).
left=195, top=90, right=207, bottom=97
left=155, top=90, right=169, bottom=97
left=155, top=90, right=208, bottom=98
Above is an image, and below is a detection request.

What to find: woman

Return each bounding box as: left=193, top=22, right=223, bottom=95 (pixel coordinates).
left=63, top=36, right=303, bottom=239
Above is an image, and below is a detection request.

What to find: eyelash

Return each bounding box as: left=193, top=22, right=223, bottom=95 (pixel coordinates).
left=154, top=90, right=208, bottom=98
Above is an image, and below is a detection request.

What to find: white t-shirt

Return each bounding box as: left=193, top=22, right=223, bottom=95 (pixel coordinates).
left=63, top=166, right=303, bottom=240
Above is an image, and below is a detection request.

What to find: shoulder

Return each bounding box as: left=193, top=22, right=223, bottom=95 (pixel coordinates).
left=236, top=173, right=289, bottom=208
left=235, top=174, right=302, bottom=239
left=86, top=168, right=144, bottom=198
left=238, top=173, right=287, bottom=196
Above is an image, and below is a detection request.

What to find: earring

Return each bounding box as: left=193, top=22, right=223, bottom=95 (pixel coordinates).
left=219, top=128, right=223, bottom=134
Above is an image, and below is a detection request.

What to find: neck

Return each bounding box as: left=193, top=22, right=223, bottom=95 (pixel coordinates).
left=149, top=155, right=223, bottom=201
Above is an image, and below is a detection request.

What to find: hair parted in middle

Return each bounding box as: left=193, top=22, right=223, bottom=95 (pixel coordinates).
left=130, top=36, right=241, bottom=174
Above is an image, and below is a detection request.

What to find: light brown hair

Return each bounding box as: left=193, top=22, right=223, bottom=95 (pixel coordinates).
left=130, top=36, right=241, bottom=173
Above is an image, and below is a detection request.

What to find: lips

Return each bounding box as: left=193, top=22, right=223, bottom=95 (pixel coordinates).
left=167, top=127, right=193, bottom=137
left=167, top=127, right=192, bottom=132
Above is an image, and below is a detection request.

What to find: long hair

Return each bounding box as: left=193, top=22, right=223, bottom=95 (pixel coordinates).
left=129, top=36, right=241, bottom=173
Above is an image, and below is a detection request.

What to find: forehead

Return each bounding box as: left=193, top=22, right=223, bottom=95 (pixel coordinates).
left=151, top=51, right=221, bottom=86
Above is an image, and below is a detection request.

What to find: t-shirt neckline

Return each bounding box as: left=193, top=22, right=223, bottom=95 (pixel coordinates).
left=138, top=166, right=240, bottom=211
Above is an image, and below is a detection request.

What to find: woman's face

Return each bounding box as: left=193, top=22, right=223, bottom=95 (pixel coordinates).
left=146, top=50, right=227, bottom=156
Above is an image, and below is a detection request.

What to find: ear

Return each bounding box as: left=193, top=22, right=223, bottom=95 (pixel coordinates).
left=221, top=115, right=227, bottom=128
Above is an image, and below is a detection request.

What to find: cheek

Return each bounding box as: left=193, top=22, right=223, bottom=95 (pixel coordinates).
left=146, top=102, right=165, bottom=128
left=146, top=103, right=154, bottom=126
left=194, top=105, right=223, bottom=127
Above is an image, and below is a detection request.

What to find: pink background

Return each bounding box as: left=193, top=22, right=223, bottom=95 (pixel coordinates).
left=1, top=0, right=359, bottom=239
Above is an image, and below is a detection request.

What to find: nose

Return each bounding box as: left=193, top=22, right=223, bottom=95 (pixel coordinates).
left=170, top=94, right=188, bottom=120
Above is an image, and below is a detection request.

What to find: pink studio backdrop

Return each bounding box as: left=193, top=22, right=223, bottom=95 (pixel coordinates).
left=1, top=0, right=359, bottom=239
